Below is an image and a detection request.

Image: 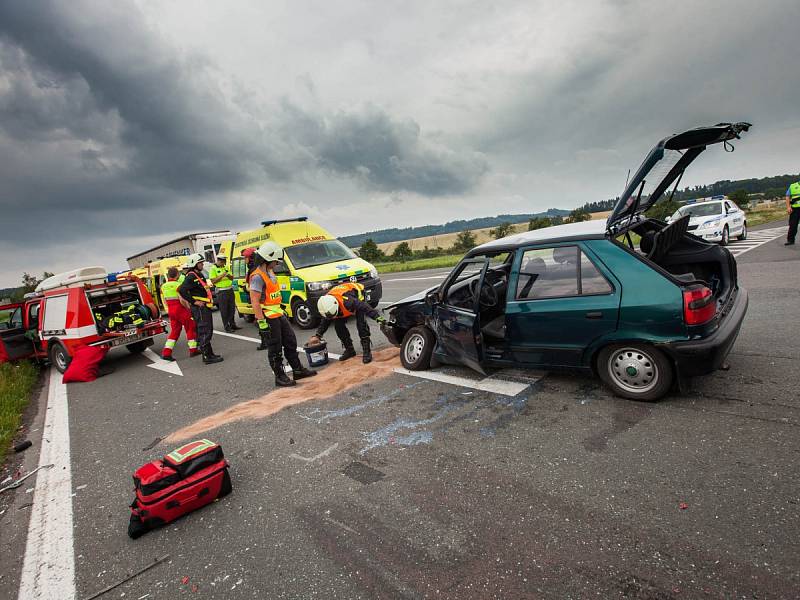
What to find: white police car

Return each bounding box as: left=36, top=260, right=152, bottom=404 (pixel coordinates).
left=668, top=198, right=747, bottom=245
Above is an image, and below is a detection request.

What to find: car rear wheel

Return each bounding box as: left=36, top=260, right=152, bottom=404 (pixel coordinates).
left=720, top=225, right=730, bottom=246
left=48, top=341, right=71, bottom=374
left=737, top=222, right=747, bottom=240
left=597, top=344, right=672, bottom=401
left=291, top=297, right=319, bottom=330
left=400, top=326, right=436, bottom=371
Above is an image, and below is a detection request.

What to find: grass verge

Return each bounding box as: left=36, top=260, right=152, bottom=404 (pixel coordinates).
left=376, top=254, right=463, bottom=274
left=0, top=361, right=40, bottom=464
left=745, top=207, right=788, bottom=228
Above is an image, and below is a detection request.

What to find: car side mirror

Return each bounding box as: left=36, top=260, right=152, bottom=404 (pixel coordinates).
left=425, top=290, right=439, bottom=305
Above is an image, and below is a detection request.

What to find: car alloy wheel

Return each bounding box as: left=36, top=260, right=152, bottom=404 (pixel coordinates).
left=404, top=332, right=426, bottom=365
left=721, top=225, right=729, bottom=246
left=738, top=223, right=747, bottom=240
left=608, top=347, right=659, bottom=394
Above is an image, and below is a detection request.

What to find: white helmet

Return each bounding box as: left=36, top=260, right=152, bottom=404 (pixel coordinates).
left=317, top=295, right=339, bottom=318
left=184, top=253, right=205, bottom=269
left=257, top=241, right=283, bottom=261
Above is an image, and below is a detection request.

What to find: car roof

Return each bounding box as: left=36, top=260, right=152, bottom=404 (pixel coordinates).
left=680, top=199, right=725, bottom=208
left=471, top=219, right=606, bottom=253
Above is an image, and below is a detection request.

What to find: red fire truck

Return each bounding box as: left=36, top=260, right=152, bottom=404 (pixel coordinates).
left=0, top=267, right=167, bottom=372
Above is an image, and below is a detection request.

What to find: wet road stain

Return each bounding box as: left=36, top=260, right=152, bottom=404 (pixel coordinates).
left=583, top=403, right=652, bottom=452
left=342, top=462, right=386, bottom=485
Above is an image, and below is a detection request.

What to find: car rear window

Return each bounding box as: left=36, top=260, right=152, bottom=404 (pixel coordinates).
left=516, top=246, right=612, bottom=300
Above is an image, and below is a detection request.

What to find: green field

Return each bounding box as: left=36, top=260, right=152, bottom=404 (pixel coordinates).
left=376, top=254, right=463, bottom=274
left=0, top=361, right=39, bottom=464
left=745, top=207, right=788, bottom=227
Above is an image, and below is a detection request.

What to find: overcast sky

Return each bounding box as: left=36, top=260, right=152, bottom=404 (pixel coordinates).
left=1, top=0, right=798, bottom=287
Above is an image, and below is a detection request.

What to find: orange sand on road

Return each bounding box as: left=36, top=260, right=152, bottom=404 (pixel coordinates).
left=166, top=348, right=401, bottom=443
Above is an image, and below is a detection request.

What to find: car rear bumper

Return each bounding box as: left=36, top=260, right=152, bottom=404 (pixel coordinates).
left=659, top=287, right=748, bottom=377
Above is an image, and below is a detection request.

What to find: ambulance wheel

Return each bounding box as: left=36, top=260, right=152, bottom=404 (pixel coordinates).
left=242, top=314, right=255, bottom=323
left=291, top=298, right=319, bottom=330
left=126, top=341, right=148, bottom=354
left=48, top=341, right=71, bottom=374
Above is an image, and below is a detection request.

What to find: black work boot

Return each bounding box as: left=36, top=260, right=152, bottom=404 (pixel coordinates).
left=288, top=355, right=317, bottom=380
left=271, top=356, right=295, bottom=387
left=257, top=329, right=269, bottom=351
left=203, top=346, right=223, bottom=364
left=339, top=343, right=357, bottom=361
left=361, top=337, right=372, bottom=364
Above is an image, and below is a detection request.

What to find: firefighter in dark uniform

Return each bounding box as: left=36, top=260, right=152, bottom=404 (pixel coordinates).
left=248, top=242, right=316, bottom=387
left=309, top=281, right=385, bottom=364
left=178, top=253, right=223, bottom=364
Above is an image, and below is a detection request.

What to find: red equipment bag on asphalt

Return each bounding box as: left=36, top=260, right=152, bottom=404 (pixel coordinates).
left=128, top=439, right=231, bottom=539
left=62, top=345, right=109, bottom=383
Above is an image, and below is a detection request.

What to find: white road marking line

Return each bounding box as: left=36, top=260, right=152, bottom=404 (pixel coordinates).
left=727, top=226, right=787, bottom=257
left=393, top=367, right=532, bottom=396
left=381, top=275, right=447, bottom=282
left=289, top=443, right=339, bottom=463
left=143, top=348, right=183, bottom=376
left=213, top=330, right=342, bottom=359
left=18, top=371, right=76, bottom=600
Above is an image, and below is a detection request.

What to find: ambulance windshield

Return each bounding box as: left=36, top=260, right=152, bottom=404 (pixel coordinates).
left=284, top=240, right=356, bottom=269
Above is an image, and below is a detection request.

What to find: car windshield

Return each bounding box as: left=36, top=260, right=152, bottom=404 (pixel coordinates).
left=284, top=240, right=356, bottom=269
left=676, top=202, right=722, bottom=218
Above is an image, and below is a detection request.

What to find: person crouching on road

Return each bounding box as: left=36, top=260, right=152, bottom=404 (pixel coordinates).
left=210, top=254, right=239, bottom=332
left=248, top=242, right=317, bottom=387
left=178, top=253, right=223, bottom=365
left=161, top=266, right=199, bottom=361
left=308, top=282, right=385, bottom=364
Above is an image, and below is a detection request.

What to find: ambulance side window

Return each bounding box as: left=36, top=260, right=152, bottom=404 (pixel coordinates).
left=231, top=258, right=247, bottom=279
left=274, top=260, right=290, bottom=275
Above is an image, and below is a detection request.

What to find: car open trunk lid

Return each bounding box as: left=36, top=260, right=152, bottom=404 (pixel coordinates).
left=606, top=122, right=751, bottom=234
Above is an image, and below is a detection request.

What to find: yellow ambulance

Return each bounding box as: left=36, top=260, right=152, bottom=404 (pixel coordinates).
left=146, top=257, right=186, bottom=313
left=223, top=217, right=382, bottom=329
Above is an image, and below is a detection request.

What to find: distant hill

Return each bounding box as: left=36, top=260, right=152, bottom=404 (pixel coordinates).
left=341, top=209, right=570, bottom=247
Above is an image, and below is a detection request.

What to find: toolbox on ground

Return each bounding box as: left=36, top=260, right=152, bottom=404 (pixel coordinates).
left=128, top=439, right=232, bottom=539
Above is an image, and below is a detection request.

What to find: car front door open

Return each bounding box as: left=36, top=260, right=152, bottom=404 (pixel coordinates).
left=0, top=303, right=36, bottom=362
left=433, top=258, right=489, bottom=375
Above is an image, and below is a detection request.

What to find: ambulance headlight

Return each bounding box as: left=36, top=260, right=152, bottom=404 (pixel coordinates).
left=307, top=281, right=332, bottom=292
left=368, top=267, right=378, bottom=279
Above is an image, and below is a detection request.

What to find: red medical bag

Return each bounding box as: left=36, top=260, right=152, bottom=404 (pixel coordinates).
left=128, top=439, right=231, bottom=538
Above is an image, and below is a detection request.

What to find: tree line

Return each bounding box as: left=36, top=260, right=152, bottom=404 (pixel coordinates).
left=1, top=272, right=55, bottom=303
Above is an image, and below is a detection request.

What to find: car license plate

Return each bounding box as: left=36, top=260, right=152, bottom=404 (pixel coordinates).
left=365, top=291, right=372, bottom=302
left=111, top=332, right=147, bottom=347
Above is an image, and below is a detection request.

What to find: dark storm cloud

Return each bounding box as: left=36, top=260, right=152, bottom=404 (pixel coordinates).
left=312, top=107, right=488, bottom=196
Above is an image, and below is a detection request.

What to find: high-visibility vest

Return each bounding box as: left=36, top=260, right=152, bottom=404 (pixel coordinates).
left=328, top=282, right=364, bottom=318
left=186, top=271, right=214, bottom=307
left=247, top=267, right=284, bottom=318
left=790, top=181, right=800, bottom=206
left=161, top=279, right=181, bottom=301
left=208, top=265, right=233, bottom=289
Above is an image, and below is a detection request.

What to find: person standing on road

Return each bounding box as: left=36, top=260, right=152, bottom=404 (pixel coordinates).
left=209, top=254, right=239, bottom=332
left=308, top=282, right=386, bottom=364
left=785, top=180, right=800, bottom=246
left=178, top=253, right=223, bottom=364
left=160, top=266, right=199, bottom=361
left=248, top=241, right=317, bottom=387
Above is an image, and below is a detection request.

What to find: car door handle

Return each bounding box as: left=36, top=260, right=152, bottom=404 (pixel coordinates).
left=585, top=311, right=603, bottom=319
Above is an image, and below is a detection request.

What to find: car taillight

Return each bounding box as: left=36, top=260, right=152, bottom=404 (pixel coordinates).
left=683, top=285, right=716, bottom=325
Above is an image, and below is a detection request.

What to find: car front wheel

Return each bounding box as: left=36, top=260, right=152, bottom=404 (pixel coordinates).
left=400, top=326, right=436, bottom=371
left=597, top=344, right=673, bottom=401
left=720, top=225, right=730, bottom=246
left=737, top=222, right=747, bottom=240
left=48, top=341, right=71, bottom=374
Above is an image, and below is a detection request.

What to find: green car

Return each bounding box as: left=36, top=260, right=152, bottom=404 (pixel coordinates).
left=381, top=122, right=751, bottom=401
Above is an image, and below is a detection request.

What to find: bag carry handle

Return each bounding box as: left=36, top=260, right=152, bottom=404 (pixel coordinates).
left=165, top=486, right=210, bottom=509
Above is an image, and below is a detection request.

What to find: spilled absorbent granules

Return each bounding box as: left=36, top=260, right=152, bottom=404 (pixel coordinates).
left=166, top=348, right=401, bottom=443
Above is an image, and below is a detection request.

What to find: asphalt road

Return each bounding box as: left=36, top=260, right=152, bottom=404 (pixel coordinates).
left=2, top=221, right=799, bottom=599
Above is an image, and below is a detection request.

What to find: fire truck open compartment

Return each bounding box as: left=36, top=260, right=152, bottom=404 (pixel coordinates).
left=86, top=283, right=148, bottom=330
